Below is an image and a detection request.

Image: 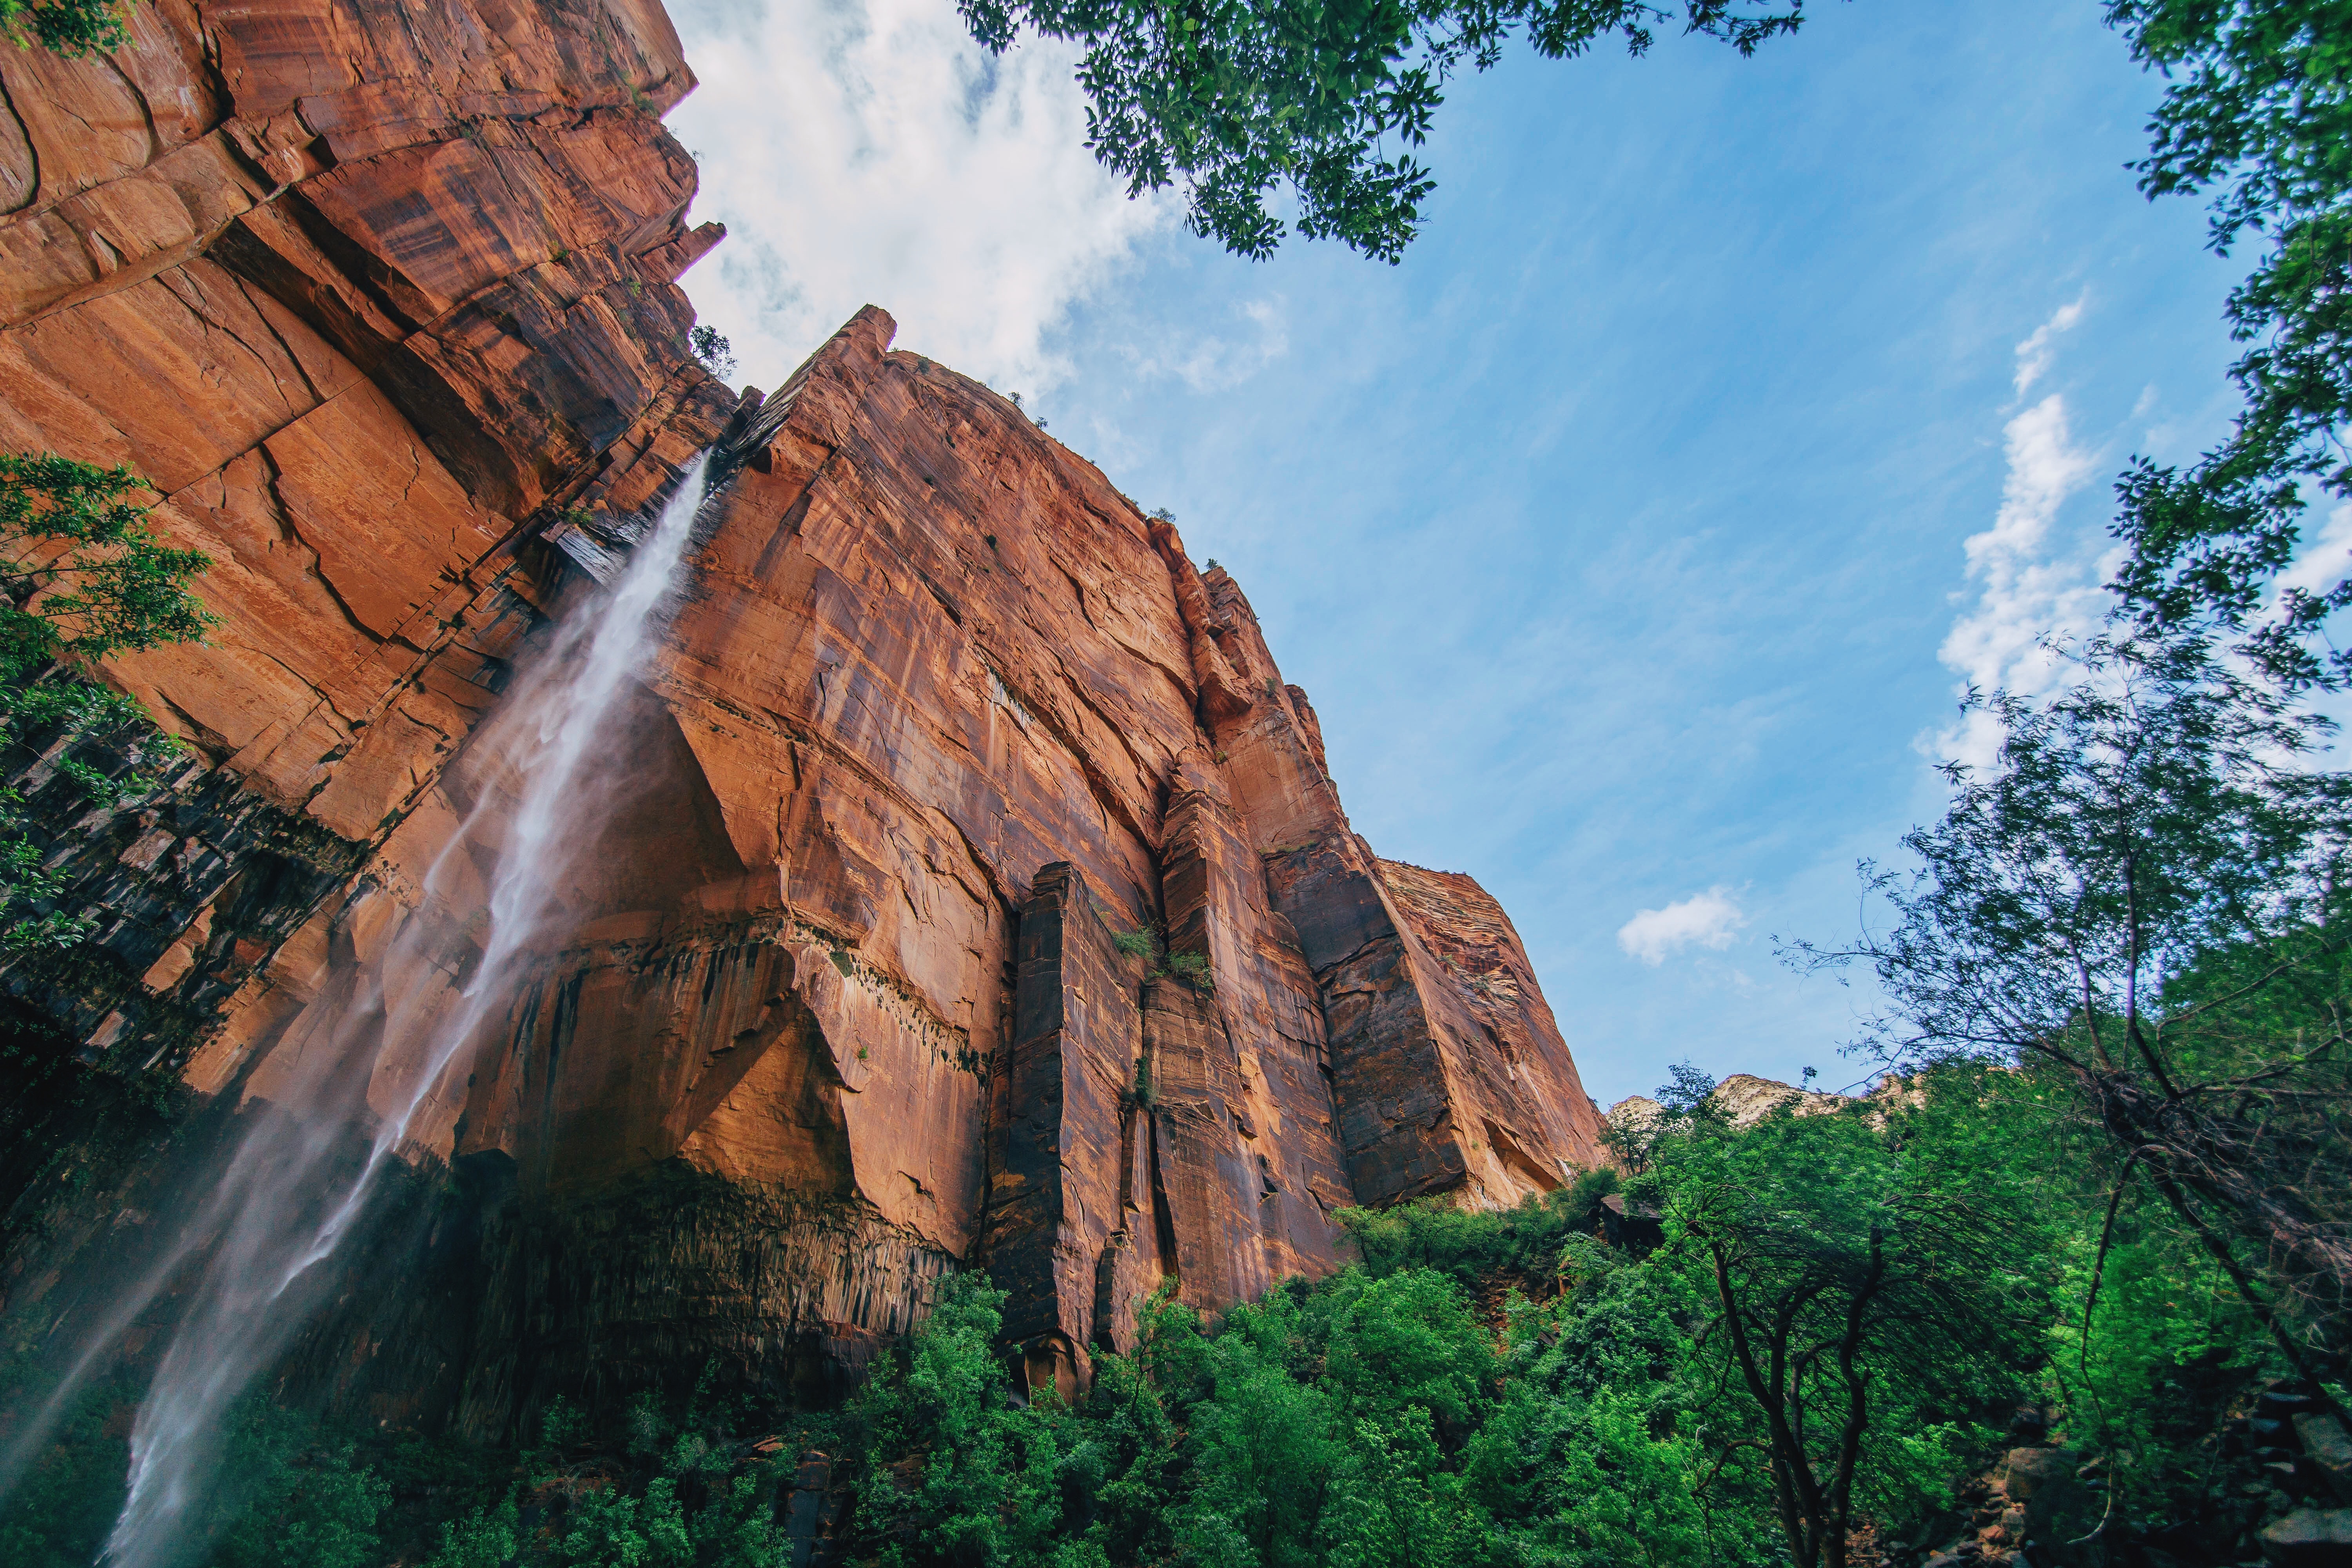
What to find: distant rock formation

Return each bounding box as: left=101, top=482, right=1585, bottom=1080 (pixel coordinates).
left=1606, top=1071, right=1853, bottom=1134
left=0, top=0, right=1605, bottom=1430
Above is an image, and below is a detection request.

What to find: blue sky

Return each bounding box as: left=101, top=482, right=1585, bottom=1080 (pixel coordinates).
left=667, top=0, right=2254, bottom=1105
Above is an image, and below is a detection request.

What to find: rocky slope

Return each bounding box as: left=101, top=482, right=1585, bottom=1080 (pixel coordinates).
left=1605, top=1071, right=1857, bottom=1133
left=0, top=0, right=1604, bottom=1430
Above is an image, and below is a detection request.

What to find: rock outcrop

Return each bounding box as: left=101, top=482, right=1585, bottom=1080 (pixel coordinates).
left=1606, top=1071, right=1854, bottom=1137
left=0, top=0, right=1605, bottom=1432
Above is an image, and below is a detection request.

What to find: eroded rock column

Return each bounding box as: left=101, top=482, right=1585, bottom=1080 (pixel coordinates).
left=987, top=863, right=1151, bottom=1396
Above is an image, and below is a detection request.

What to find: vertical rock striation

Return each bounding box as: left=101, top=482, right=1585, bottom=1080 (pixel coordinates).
left=0, top=0, right=1604, bottom=1432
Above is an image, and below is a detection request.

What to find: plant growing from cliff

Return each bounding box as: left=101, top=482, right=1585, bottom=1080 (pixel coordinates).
left=0, top=453, right=213, bottom=948
left=0, top=454, right=214, bottom=683
left=1114, top=922, right=1214, bottom=993
left=953, top=0, right=1808, bottom=261
left=3, top=0, right=130, bottom=55
left=689, top=326, right=737, bottom=379
left=1165, top=951, right=1213, bottom=993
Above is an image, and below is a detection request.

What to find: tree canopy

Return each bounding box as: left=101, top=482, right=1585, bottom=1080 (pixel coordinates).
left=1799, top=637, right=2352, bottom=1399
left=956, top=0, right=1808, bottom=261
left=2102, top=1, right=2352, bottom=685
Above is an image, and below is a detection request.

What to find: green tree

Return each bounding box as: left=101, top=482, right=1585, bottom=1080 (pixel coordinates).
left=850, top=1272, right=1069, bottom=1568
left=1173, top=1351, right=1339, bottom=1568
left=0, top=454, right=212, bottom=682
left=0, top=452, right=212, bottom=949
left=207, top=1435, right=392, bottom=1568
left=1653, top=1098, right=2044, bottom=1568
left=1318, top=1408, right=1478, bottom=1568
left=2099, top=2, right=2352, bottom=687
left=1477, top=1385, right=1713, bottom=1568
left=1800, top=638, right=2352, bottom=1393
left=956, top=0, right=1808, bottom=262
left=1, top=0, right=129, bottom=54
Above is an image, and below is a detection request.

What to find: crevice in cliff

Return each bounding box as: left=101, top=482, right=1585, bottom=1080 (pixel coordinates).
left=1054, top=563, right=1097, bottom=633
left=0, top=75, right=38, bottom=216
left=98, top=53, right=166, bottom=166
left=230, top=274, right=330, bottom=407
left=915, top=564, right=964, bottom=626
left=250, top=443, right=390, bottom=651
left=938, top=811, right=1018, bottom=924
left=1050, top=656, right=1159, bottom=837
left=155, top=691, right=236, bottom=764
left=274, top=187, right=429, bottom=341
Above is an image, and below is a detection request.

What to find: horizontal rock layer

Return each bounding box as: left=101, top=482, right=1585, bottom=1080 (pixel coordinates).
left=0, top=0, right=1604, bottom=1426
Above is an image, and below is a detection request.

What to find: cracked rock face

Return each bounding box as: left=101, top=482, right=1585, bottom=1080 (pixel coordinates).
left=0, top=0, right=1603, bottom=1429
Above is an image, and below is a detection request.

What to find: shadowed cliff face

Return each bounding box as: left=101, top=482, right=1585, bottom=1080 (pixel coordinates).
left=0, top=0, right=1603, bottom=1432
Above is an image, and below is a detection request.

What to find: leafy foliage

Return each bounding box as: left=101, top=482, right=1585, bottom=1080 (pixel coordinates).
left=0, top=455, right=212, bottom=681
left=955, top=0, right=1809, bottom=261
left=0, top=1370, right=399, bottom=1568
left=1657, top=1098, right=2049, bottom=1566
left=689, top=326, right=738, bottom=380
left=0, top=453, right=212, bottom=949
left=421, top=1378, right=803, bottom=1568
left=1798, top=638, right=2352, bottom=1383
left=1, top=0, right=129, bottom=54
left=1112, top=921, right=1216, bottom=993
left=828, top=1086, right=2059, bottom=1568
left=0, top=1062, right=2314, bottom=1568
left=850, top=1274, right=1070, bottom=1567
left=2098, top=2, right=2352, bottom=686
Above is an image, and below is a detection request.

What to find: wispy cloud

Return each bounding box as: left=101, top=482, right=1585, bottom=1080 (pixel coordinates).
left=665, top=0, right=1177, bottom=397
left=1935, top=299, right=2114, bottom=765
left=1618, top=888, right=1746, bottom=965
left=2274, top=504, right=2352, bottom=603
left=1117, top=296, right=1293, bottom=392
left=2011, top=294, right=2085, bottom=397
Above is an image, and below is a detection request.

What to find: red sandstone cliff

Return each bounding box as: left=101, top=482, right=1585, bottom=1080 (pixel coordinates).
left=0, top=0, right=1603, bottom=1424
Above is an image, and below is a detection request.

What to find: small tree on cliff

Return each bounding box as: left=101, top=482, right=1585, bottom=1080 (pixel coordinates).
left=0, top=452, right=213, bottom=948
left=3, top=0, right=131, bottom=55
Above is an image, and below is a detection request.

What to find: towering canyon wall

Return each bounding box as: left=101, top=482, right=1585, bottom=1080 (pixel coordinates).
left=0, top=0, right=1604, bottom=1430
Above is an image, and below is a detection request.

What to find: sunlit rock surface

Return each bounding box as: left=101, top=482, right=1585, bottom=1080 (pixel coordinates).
left=0, top=0, right=1604, bottom=1430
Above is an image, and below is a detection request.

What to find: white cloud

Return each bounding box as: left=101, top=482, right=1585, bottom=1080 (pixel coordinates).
left=1934, top=300, right=2113, bottom=767
left=2011, top=293, right=2085, bottom=397
left=1118, top=296, right=1292, bottom=392
left=664, top=0, right=1178, bottom=397
left=1617, top=888, right=1746, bottom=965
left=2274, top=503, right=2352, bottom=603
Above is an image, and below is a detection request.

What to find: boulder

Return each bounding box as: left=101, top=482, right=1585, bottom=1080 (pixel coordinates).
left=2258, top=1508, right=2352, bottom=1566
left=2294, top=1414, right=2352, bottom=1503
left=2001, top=1448, right=2094, bottom=1564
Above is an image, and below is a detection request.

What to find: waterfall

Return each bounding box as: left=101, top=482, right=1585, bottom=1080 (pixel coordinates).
left=10, top=455, right=709, bottom=1568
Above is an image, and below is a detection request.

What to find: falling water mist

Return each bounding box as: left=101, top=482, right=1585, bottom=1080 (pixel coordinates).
left=0, top=454, right=712, bottom=1568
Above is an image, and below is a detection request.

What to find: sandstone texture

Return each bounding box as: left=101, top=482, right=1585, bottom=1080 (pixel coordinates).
left=0, top=0, right=1605, bottom=1430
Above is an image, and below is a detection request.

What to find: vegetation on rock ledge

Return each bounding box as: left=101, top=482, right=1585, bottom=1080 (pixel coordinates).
left=0, top=453, right=212, bottom=951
